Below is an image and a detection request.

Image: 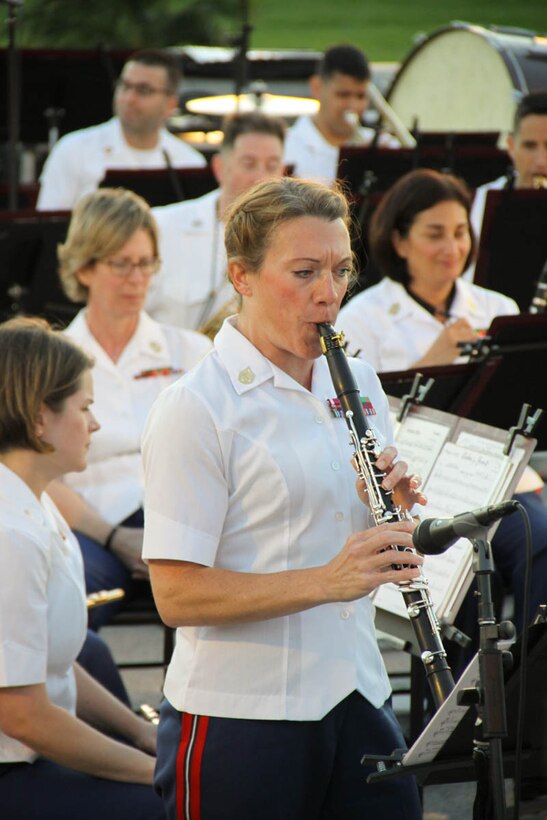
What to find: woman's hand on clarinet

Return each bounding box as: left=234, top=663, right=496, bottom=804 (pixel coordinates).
left=377, top=445, right=427, bottom=512
left=355, top=445, right=427, bottom=512
left=324, top=520, right=424, bottom=600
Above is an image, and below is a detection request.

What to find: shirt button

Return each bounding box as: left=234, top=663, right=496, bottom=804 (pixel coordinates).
left=340, top=609, right=350, bottom=620
left=331, top=461, right=340, bottom=471
left=335, top=511, right=344, bottom=521
left=315, top=416, right=324, bottom=425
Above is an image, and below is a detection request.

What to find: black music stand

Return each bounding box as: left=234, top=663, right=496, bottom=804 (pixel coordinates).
left=450, top=314, right=547, bottom=450
left=363, top=621, right=547, bottom=811
left=379, top=360, right=501, bottom=413
left=99, top=166, right=217, bottom=207
left=474, top=189, right=547, bottom=311
left=0, top=210, right=81, bottom=325
left=337, top=142, right=509, bottom=197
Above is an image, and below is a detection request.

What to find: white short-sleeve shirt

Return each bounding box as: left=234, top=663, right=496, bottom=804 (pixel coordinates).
left=0, top=464, right=87, bottom=763
left=36, top=117, right=207, bottom=211
left=338, top=277, right=519, bottom=372
left=63, top=310, right=212, bottom=524
left=142, top=317, right=392, bottom=721
left=146, top=189, right=235, bottom=331
left=284, top=115, right=399, bottom=185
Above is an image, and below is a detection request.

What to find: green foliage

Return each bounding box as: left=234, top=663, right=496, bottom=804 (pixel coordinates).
left=6, top=0, right=238, bottom=48
left=3, top=0, right=546, bottom=61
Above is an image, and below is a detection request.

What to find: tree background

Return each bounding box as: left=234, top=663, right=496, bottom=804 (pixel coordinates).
left=3, top=0, right=238, bottom=48
left=1, top=0, right=545, bottom=61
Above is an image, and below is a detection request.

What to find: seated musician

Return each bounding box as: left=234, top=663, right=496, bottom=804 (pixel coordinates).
left=145, top=111, right=286, bottom=331
left=47, top=188, right=211, bottom=629
left=36, top=49, right=206, bottom=212
left=467, top=90, right=547, bottom=279
left=0, top=317, right=164, bottom=820
left=283, top=44, right=398, bottom=185
left=338, top=168, right=547, bottom=653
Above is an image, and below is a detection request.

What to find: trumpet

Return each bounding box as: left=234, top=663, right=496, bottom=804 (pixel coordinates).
left=532, top=175, right=547, bottom=189
left=86, top=588, right=125, bottom=609
left=318, top=322, right=454, bottom=709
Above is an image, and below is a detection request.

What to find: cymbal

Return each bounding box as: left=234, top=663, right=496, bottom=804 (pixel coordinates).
left=185, top=93, right=319, bottom=117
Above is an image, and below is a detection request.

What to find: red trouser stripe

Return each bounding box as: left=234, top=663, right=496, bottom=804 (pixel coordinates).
left=175, top=712, right=210, bottom=820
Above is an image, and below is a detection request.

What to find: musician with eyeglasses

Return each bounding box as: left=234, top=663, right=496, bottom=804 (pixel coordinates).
left=46, top=188, right=212, bottom=629
left=36, top=49, right=206, bottom=212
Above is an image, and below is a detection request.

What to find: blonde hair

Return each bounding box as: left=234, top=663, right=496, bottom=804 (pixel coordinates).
left=0, top=316, right=93, bottom=454
left=58, top=188, right=159, bottom=302
left=224, top=176, right=354, bottom=279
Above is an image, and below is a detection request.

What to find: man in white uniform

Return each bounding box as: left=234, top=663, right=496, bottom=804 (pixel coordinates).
left=284, top=44, right=398, bottom=185
left=467, top=90, right=547, bottom=279
left=145, top=111, right=286, bottom=331
left=37, top=49, right=206, bottom=211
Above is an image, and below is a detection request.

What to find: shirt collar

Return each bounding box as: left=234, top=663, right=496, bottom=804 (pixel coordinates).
left=215, top=316, right=325, bottom=396
left=67, top=310, right=167, bottom=367
left=381, top=278, right=481, bottom=324
left=0, top=463, right=49, bottom=526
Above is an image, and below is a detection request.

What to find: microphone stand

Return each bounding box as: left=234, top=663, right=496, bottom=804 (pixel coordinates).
left=458, top=536, right=515, bottom=819
left=3, top=0, right=23, bottom=211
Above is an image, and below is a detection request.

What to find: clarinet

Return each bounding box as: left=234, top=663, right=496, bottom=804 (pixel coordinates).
left=318, top=322, right=454, bottom=709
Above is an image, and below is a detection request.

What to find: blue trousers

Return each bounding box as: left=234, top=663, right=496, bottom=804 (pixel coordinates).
left=0, top=758, right=165, bottom=820
left=155, top=691, right=422, bottom=820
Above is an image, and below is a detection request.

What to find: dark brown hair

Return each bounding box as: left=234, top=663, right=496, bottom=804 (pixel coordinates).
left=369, top=168, right=476, bottom=285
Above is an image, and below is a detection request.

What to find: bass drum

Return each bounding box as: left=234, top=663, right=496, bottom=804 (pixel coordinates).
left=387, top=22, right=547, bottom=133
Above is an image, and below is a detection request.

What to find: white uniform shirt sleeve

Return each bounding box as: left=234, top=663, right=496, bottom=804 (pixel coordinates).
left=142, top=382, right=228, bottom=565
left=0, top=527, right=50, bottom=686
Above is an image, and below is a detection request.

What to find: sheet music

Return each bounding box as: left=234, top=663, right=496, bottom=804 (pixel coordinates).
left=402, top=653, right=479, bottom=766
left=393, top=416, right=451, bottom=485
left=373, top=441, right=509, bottom=619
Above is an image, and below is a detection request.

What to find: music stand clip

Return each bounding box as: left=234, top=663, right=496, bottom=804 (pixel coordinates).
left=396, top=372, right=435, bottom=423
left=361, top=747, right=406, bottom=777
left=503, top=403, right=544, bottom=456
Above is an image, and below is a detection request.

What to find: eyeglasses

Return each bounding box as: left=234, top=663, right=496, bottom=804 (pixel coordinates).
left=101, top=257, right=161, bottom=279
left=115, top=78, right=171, bottom=98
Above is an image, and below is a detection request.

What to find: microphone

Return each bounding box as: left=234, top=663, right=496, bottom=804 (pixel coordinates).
left=412, top=501, right=519, bottom=555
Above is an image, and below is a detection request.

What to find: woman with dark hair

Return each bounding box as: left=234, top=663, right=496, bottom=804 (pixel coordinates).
left=339, top=169, right=518, bottom=370
left=338, top=168, right=547, bottom=660
left=0, top=317, right=164, bottom=819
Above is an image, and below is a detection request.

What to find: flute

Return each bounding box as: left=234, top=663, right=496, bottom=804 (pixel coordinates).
left=318, top=322, right=454, bottom=709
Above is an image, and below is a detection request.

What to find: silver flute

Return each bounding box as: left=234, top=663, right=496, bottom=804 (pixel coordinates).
left=318, top=322, right=454, bottom=709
